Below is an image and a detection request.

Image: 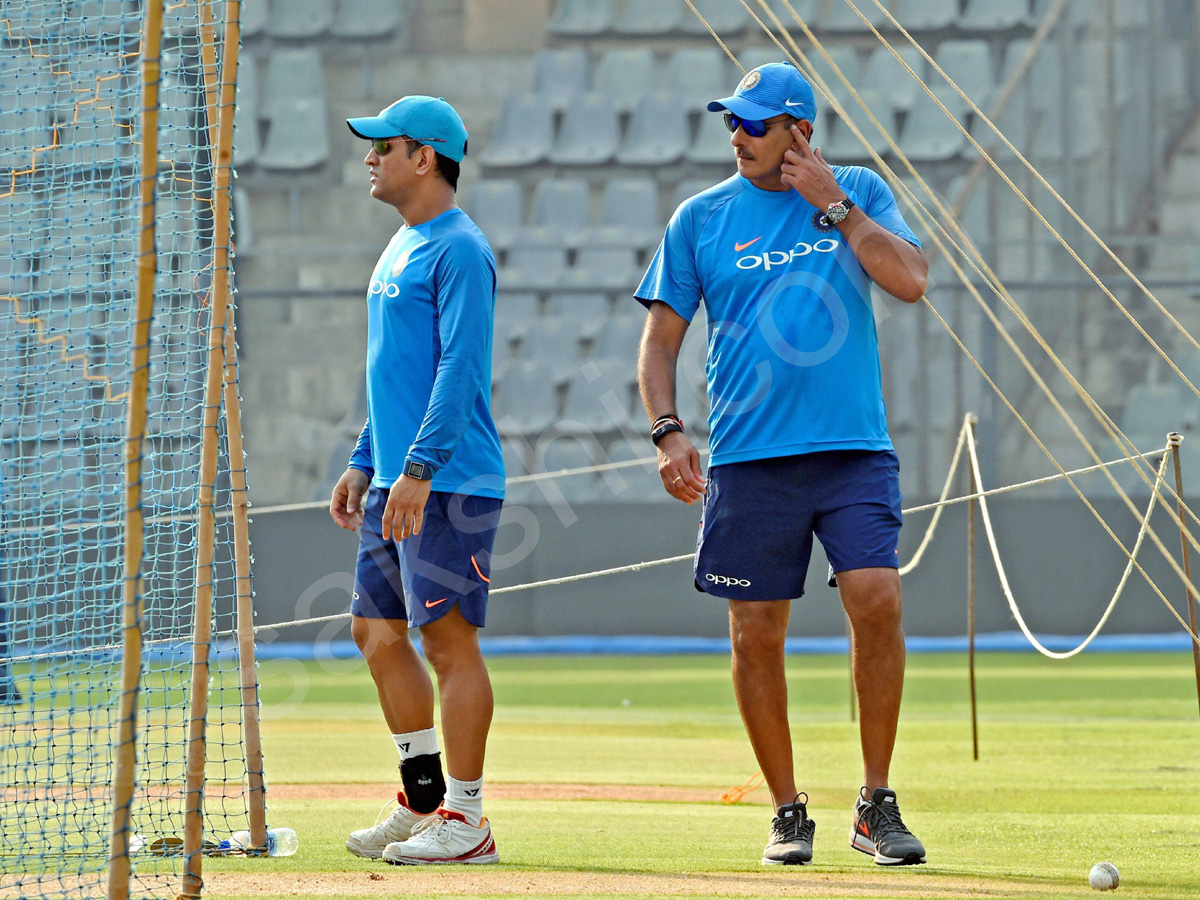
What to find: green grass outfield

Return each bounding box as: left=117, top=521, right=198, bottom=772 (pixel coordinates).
left=200, top=651, right=1200, bottom=900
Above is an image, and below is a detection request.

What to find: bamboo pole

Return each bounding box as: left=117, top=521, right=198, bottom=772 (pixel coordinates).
left=179, top=0, right=243, bottom=893
left=967, top=431, right=979, bottom=762
left=107, top=2, right=164, bottom=898
left=195, top=0, right=265, bottom=852
left=1168, top=433, right=1200, bottom=726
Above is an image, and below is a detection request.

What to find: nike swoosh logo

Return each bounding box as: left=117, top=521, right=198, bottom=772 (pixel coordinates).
left=424, top=597, right=448, bottom=608
left=784, top=99, right=805, bottom=107
left=734, top=237, right=762, bottom=252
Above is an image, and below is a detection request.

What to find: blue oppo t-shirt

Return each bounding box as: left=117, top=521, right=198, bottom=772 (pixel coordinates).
left=635, top=169, right=920, bottom=468
left=349, top=207, right=505, bottom=499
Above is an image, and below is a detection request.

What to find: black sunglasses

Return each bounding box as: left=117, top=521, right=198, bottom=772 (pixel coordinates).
left=722, top=112, right=791, bottom=138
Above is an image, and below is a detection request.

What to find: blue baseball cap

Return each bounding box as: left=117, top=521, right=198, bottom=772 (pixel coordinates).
left=346, top=95, right=469, bottom=162
left=706, top=61, right=816, bottom=123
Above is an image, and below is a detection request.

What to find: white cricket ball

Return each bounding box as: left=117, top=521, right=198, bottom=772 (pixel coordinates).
left=1089, top=862, right=1120, bottom=891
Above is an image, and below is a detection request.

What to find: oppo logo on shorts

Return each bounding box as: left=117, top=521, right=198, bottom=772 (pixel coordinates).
left=706, top=573, right=752, bottom=587
left=737, top=239, right=839, bottom=271
left=369, top=280, right=400, bottom=297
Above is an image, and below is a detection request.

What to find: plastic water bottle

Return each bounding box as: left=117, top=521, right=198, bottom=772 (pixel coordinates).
left=228, top=827, right=298, bottom=857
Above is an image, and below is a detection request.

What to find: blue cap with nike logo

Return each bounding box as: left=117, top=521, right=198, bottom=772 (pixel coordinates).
left=706, top=61, right=816, bottom=123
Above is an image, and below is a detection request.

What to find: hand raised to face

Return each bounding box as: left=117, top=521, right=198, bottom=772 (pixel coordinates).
left=780, top=124, right=847, bottom=212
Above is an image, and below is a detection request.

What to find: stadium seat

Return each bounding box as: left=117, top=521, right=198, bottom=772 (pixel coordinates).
left=331, top=0, right=404, bottom=38
left=561, top=360, right=639, bottom=432
left=613, top=0, right=685, bottom=35
left=524, top=317, right=586, bottom=363
left=498, top=436, right=538, bottom=505
left=464, top=178, right=522, bottom=251
left=547, top=0, right=616, bottom=36
left=495, top=291, right=540, bottom=322
left=892, top=0, right=957, bottom=30
left=592, top=316, right=644, bottom=365
left=593, top=48, right=657, bottom=115
left=809, top=45, right=865, bottom=112
left=760, top=0, right=822, bottom=32
left=583, top=178, right=663, bottom=251
left=492, top=361, right=563, bottom=434
left=932, top=40, right=997, bottom=112
left=679, top=0, right=753, bottom=35
left=266, top=0, right=334, bottom=39
left=960, top=0, right=1027, bottom=30
left=241, top=0, right=269, bottom=37
left=544, top=292, right=612, bottom=320
left=562, top=248, right=640, bottom=292
left=521, top=179, right=591, bottom=248
left=158, top=55, right=199, bottom=165
left=480, top=94, right=554, bottom=168
left=662, top=47, right=733, bottom=114
left=686, top=112, right=734, bottom=165
left=823, top=94, right=892, bottom=162
left=233, top=52, right=262, bottom=166
left=738, top=46, right=790, bottom=74
left=861, top=44, right=926, bottom=114
left=533, top=48, right=589, bottom=112
left=901, top=93, right=967, bottom=161
left=944, top=175, right=993, bottom=259
left=0, top=106, right=52, bottom=173
left=547, top=93, right=620, bottom=166
left=260, top=95, right=331, bottom=170
left=616, top=92, right=690, bottom=166
left=499, top=248, right=568, bottom=291
left=823, top=0, right=890, bottom=30
left=262, top=48, right=325, bottom=121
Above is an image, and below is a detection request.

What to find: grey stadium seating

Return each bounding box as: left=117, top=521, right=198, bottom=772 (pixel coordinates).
left=583, top=178, right=664, bottom=252
left=960, top=0, right=1028, bottom=30
left=331, top=0, right=406, bottom=39
left=662, top=47, right=733, bottom=114
left=616, top=93, right=691, bottom=166
left=499, top=247, right=569, bottom=292
left=464, top=178, right=523, bottom=252
left=561, top=248, right=641, bottom=292
left=521, top=179, right=591, bottom=248
left=480, top=94, right=555, bottom=168
left=892, top=0, right=957, bottom=30
left=548, top=93, right=621, bottom=167
left=533, top=48, right=589, bottom=112
left=547, top=0, right=616, bottom=37
left=686, top=112, right=735, bottom=165
left=680, top=0, right=753, bottom=36
left=266, top=0, right=335, bottom=39
left=593, top=48, right=658, bottom=116
left=614, top=0, right=686, bottom=36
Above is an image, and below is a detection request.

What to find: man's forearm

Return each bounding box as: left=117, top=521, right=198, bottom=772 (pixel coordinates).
left=838, top=210, right=928, bottom=303
left=637, top=342, right=680, bottom=423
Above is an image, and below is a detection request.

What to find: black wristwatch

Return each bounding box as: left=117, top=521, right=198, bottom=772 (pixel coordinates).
left=403, top=458, right=434, bottom=481
left=651, top=415, right=685, bottom=446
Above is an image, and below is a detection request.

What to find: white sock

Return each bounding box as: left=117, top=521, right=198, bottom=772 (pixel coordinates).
left=443, top=776, right=484, bottom=826
left=393, top=727, right=439, bottom=761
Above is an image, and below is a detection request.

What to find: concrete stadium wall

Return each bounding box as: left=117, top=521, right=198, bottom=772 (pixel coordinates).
left=246, top=492, right=1193, bottom=649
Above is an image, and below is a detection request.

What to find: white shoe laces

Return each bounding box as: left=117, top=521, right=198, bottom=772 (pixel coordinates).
left=408, top=813, right=453, bottom=845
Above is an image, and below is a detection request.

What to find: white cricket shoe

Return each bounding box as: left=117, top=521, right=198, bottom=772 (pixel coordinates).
left=381, top=808, right=498, bottom=865
left=346, top=791, right=434, bottom=859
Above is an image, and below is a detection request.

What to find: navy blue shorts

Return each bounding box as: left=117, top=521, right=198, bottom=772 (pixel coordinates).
left=351, top=486, right=503, bottom=628
left=695, top=450, right=902, bottom=601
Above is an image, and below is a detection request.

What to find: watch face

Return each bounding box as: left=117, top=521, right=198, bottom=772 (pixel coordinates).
left=826, top=202, right=849, bottom=224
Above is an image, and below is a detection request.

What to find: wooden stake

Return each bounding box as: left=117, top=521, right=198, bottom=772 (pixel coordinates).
left=108, top=2, right=163, bottom=899
left=1168, top=433, right=1200, bottom=726
left=180, top=1, right=243, bottom=895
left=195, top=0, right=265, bottom=854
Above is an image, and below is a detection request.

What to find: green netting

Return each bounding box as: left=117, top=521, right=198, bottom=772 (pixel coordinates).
left=0, top=2, right=259, bottom=898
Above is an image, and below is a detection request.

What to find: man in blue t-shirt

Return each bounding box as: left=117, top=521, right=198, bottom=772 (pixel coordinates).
left=636, top=62, right=929, bottom=868
left=329, top=95, right=503, bottom=866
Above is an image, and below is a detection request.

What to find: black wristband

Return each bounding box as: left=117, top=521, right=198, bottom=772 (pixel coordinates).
left=651, top=419, right=685, bottom=446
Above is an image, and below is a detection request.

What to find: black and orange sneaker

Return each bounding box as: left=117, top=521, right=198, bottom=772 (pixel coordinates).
left=849, top=787, right=926, bottom=866
left=761, top=793, right=816, bottom=865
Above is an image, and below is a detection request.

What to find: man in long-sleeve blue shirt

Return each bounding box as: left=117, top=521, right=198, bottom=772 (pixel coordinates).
left=329, top=95, right=504, bottom=867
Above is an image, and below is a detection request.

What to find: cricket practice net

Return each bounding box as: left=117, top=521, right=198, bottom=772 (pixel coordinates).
left=0, top=2, right=264, bottom=898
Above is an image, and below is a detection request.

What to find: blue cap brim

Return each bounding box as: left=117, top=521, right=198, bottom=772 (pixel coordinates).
left=346, top=116, right=401, bottom=140
left=706, top=95, right=814, bottom=122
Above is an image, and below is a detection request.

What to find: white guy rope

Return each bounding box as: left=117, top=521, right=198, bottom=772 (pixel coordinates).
left=965, top=418, right=1197, bottom=656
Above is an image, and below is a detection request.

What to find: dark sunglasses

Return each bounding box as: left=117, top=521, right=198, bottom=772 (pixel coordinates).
left=371, top=136, right=446, bottom=156
left=722, top=112, right=790, bottom=138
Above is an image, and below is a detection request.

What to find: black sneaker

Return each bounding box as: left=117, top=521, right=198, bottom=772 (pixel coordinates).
left=761, top=792, right=816, bottom=865
left=849, top=787, right=926, bottom=865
